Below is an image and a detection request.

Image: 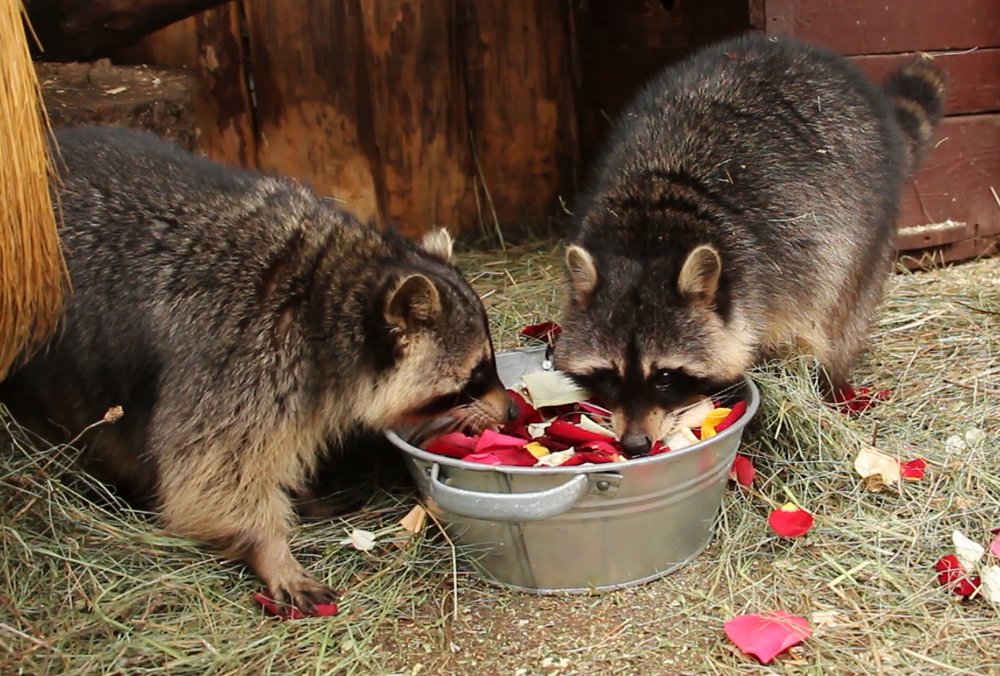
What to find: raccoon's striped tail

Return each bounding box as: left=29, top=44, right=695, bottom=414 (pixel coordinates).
left=883, top=56, right=947, bottom=173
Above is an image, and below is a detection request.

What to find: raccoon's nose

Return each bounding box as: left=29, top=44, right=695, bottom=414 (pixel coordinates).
left=621, top=431, right=653, bottom=457
left=505, top=398, right=520, bottom=422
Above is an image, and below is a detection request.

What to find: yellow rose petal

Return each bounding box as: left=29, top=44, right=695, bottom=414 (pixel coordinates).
left=524, top=441, right=551, bottom=459
left=699, top=406, right=731, bottom=438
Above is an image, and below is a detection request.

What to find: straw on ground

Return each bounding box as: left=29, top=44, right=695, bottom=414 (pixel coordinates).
left=1, top=241, right=997, bottom=674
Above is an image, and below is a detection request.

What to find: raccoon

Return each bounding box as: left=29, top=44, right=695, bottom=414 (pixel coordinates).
left=554, top=33, right=946, bottom=456
left=0, top=126, right=516, bottom=614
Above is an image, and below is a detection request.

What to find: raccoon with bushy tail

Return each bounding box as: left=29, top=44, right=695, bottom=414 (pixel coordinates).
left=554, top=33, right=946, bottom=456
left=0, top=126, right=516, bottom=614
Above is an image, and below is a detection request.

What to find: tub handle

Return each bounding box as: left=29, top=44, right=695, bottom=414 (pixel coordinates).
left=427, top=464, right=619, bottom=522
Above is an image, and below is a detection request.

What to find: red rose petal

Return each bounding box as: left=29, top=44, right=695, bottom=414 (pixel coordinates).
left=254, top=592, right=339, bottom=620
left=578, top=401, right=613, bottom=417
left=900, top=458, right=927, bottom=480
left=560, top=449, right=621, bottom=466
left=768, top=504, right=814, bottom=537
left=991, top=531, right=1000, bottom=558
left=520, top=321, right=562, bottom=343
left=464, top=447, right=538, bottom=466
left=649, top=441, right=670, bottom=455
left=935, top=554, right=982, bottom=597
left=576, top=439, right=620, bottom=455
left=424, top=431, right=478, bottom=459
left=533, top=435, right=573, bottom=452
left=730, top=454, right=756, bottom=487
left=724, top=610, right=812, bottom=664
left=473, top=429, right=530, bottom=454
left=546, top=419, right=615, bottom=445
left=714, top=400, right=748, bottom=433
left=833, top=385, right=892, bottom=415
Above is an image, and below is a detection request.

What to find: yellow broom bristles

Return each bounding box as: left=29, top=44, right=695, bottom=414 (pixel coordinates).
left=0, top=0, right=67, bottom=380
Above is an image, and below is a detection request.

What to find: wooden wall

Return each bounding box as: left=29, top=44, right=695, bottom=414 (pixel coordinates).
left=115, top=0, right=1000, bottom=263
left=754, top=0, right=1000, bottom=265
left=118, top=0, right=587, bottom=239
left=116, top=0, right=743, bottom=239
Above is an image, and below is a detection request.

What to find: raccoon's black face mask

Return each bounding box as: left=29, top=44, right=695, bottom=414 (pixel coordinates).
left=553, top=244, right=743, bottom=454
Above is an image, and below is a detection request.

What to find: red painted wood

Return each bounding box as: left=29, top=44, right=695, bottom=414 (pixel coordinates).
left=898, top=115, right=1000, bottom=236
left=764, top=0, right=1000, bottom=56
left=851, top=49, right=1000, bottom=116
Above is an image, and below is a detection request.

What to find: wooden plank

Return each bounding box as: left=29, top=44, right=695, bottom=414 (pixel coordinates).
left=359, top=1, right=475, bottom=237
left=572, top=0, right=691, bottom=160
left=458, top=0, right=580, bottom=232
left=115, top=4, right=257, bottom=168
left=898, top=115, right=1000, bottom=236
left=243, top=0, right=382, bottom=224
left=763, top=0, right=1000, bottom=56
left=851, top=49, right=1000, bottom=116
left=898, top=235, right=1000, bottom=269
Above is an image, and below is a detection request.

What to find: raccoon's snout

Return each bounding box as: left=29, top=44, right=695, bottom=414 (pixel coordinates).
left=621, top=430, right=653, bottom=456
left=505, top=399, right=520, bottom=422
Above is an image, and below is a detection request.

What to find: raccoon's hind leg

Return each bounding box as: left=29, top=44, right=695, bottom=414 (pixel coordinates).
left=152, top=405, right=337, bottom=614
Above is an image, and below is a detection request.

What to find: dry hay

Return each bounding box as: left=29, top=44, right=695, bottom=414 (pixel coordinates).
left=1, top=241, right=997, bottom=674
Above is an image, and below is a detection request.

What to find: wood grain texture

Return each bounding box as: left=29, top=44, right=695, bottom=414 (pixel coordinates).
left=898, top=115, right=1000, bottom=236
left=851, top=49, right=1000, bottom=116
left=117, top=3, right=257, bottom=168
left=459, top=0, right=580, bottom=232
left=763, top=0, right=1000, bottom=56
left=360, top=1, right=474, bottom=237
left=243, top=0, right=383, bottom=224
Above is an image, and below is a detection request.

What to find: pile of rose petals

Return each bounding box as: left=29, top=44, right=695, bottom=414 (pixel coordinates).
left=422, top=387, right=748, bottom=468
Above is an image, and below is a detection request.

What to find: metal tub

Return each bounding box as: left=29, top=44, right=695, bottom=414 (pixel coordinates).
left=386, top=346, right=760, bottom=593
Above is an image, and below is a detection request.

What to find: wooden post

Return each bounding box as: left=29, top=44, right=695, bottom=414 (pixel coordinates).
left=243, top=0, right=383, bottom=225
left=459, top=0, right=580, bottom=234
left=359, top=1, right=475, bottom=237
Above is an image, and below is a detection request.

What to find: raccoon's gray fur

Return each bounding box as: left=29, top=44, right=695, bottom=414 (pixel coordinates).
left=0, top=126, right=515, bottom=613
left=554, top=33, right=946, bottom=455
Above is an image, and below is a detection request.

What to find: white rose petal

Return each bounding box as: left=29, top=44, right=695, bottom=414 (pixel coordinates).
left=980, top=566, right=1000, bottom=604
left=853, top=445, right=902, bottom=484
left=578, top=414, right=617, bottom=439
left=521, top=371, right=589, bottom=408
left=340, top=528, right=377, bottom=552
left=952, top=530, right=985, bottom=571
left=535, top=449, right=575, bottom=467
left=676, top=397, right=715, bottom=429
left=964, top=427, right=987, bottom=447
left=527, top=421, right=551, bottom=439
left=662, top=427, right=699, bottom=451
left=945, top=434, right=966, bottom=454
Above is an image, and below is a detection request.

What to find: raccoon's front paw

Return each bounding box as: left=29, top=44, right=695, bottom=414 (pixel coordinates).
left=266, top=573, right=340, bottom=617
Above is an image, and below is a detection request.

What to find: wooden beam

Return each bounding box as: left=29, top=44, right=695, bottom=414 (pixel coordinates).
left=27, top=0, right=235, bottom=61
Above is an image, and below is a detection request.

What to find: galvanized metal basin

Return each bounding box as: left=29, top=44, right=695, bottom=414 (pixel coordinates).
left=386, top=346, right=760, bottom=593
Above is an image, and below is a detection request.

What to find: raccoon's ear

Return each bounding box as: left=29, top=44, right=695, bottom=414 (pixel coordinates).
left=420, top=228, right=454, bottom=262
left=565, top=245, right=598, bottom=306
left=386, top=274, right=442, bottom=331
left=678, top=245, right=722, bottom=307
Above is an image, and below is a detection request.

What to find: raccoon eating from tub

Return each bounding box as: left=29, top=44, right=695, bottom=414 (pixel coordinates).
left=554, top=33, right=946, bottom=456
left=0, top=126, right=516, bottom=614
